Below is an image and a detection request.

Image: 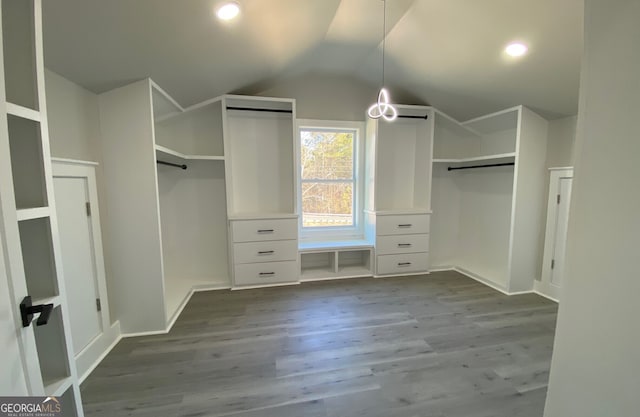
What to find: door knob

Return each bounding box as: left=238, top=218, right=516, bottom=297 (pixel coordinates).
left=20, top=296, right=54, bottom=328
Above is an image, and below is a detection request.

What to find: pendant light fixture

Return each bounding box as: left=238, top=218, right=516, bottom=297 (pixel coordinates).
left=368, top=0, right=397, bottom=121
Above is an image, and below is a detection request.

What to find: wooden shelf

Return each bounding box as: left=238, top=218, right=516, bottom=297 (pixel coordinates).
left=17, top=206, right=50, bottom=221
left=299, top=240, right=373, bottom=251
left=33, top=295, right=61, bottom=309
left=300, top=266, right=372, bottom=282
left=151, top=82, right=184, bottom=121
left=155, top=145, right=224, bottom=162
left=228, top=213, right=298, bottom=221
left=462, top=106, right=520, bottom=134
left=365, top=209, right=432, bottom=216
left=433, top=152, right=516, bottom=165
left=44, top=376, right=73, bottom=397
left=6, top=102, right=41, bottom=122
left=336, top=265, right=372, bottom=277
left=300, top=267, right=336, bottom=281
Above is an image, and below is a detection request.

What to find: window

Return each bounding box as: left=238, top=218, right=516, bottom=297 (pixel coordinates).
left=298, top=120, right=364, bottom=238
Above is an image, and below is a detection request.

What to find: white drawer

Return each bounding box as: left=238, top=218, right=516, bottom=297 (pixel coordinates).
left=234, top=240, right=297, bottom=264
left=377, top=234, right=430, bottom=255
left=377, top=252, right=429, bottom=275
left=376, top=214, right=430, bottom=236
left=231, top=218, right=297, bottom=242
left=234, top=261, right=298, bottom=286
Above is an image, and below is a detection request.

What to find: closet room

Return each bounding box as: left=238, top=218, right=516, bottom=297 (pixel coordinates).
left=0, top=1, right=592, bottom=417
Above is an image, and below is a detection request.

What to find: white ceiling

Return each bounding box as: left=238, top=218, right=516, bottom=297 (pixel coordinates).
left=42, top=0, right=583, bottom=120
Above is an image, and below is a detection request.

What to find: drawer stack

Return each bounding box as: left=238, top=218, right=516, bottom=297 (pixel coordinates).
left=230, top=217, right=299, bottom=287
left=375, top=213, right=430, bottom=276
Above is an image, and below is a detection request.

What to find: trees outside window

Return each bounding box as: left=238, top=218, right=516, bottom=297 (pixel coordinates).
left=298, top=121, right=364, bottom=238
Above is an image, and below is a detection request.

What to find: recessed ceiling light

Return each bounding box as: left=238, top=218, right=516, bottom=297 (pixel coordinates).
left=505, top=42, right=528, bottom=57
left=216, top=2, right=240, bottom=21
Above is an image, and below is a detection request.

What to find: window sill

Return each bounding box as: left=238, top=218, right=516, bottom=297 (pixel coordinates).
left=298, top=239, right=373, bottom=251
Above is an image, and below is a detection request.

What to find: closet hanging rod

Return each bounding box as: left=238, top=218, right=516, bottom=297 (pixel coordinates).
left=157, top=160, right=187, bottom=170
left=226, top=106, right=293, bottom=114
left=448, top=162, right=514, bottom=171
left=398, top=114, right=429, bottom=120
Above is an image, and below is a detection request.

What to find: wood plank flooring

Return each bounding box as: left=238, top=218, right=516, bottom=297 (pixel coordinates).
left=81, top=271, right=558, bottom=417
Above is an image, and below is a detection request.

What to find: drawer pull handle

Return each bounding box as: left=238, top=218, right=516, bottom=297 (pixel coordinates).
left=257, top=229, right=274, bottom=233
left=258, top=251, right=275, bottom=255
left=398, top=243, right=412, bottom=247
left=398, top=262, right=412, bottom=267
left=259, top=272, right=275, bottom=276
left=398, top=224, right=412, bottom=228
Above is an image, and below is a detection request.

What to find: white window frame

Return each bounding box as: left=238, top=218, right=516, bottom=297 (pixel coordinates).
left=296, top=119, right=366, bottom=241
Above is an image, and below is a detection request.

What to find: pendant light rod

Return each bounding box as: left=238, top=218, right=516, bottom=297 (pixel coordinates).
left=368, top=0, right=398, bottom=121
left=381, top=0, right=386, bottom=88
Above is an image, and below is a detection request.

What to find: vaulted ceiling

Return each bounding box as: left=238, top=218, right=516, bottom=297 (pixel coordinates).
left=42, top=0, right=583, bottom=120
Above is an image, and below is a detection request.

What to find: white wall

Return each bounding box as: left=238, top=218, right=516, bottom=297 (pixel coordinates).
left=546, top=115, right=577, bottom=168
left=544, top=1, right=640, bottom=416
left=257, top=72, right=377, bottom=121
left=45, top=69, right=101, bottom=161
left=537, top=115, right=577, bottom=285
left=44, top=69, right=117, bottom=325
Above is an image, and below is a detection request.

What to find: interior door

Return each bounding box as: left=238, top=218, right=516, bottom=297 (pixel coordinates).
left=550, top=177, right=572, bottom=287
left=537, top=168, right=574, bottom=301
left=53, top=176, right=102, bottom=355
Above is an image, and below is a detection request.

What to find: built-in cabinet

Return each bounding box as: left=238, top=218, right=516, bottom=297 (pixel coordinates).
left=98, top=85, right=300, bottom=332
left=365, top=105, right=434, bottom=277
left=98, top=82, right=232, bottom=334
left=430, top=106, right=549, bottom=293
left=95, top=73, right=550, bottom=336
left=0, top=0, right=83, bottom=412
left=224, top=96, right=300, bottom=288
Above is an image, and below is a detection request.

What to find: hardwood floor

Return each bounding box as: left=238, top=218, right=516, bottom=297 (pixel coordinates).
left=81, top=271, right=558, bottom=417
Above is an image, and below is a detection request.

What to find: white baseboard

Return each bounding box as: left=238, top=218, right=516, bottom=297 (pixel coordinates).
left=452, top=267, right=512, bottom=295
left=432, top=266, right=540, bottom=297
left=533, top=290, right=559, bottom=303
left=428, top=266, right=456, bottom=272
left=78, top=320, right=122, bottom=383
left=301, top=274, right=372, bottom=283
left=231, top=281, right=301, bottom=291
left=374, top=271, right=430, bottom=279
left=165, top=289, right=195, bottom=332
left=121, top=328, right=170, bottom=338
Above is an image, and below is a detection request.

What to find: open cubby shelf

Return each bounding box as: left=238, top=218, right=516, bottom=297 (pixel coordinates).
left=34, top=306, right=71, bottom=391
left=432, top=152, right=516, bottom=164
left=300, top=248, right=372, bottom=281
left=19, top=217, right=59, bottom=300
left=59, top=385, right=79, bottom=417
left=155, top=144, right=224, bottom=162
left=225, top=96, right=295, bottom=215
left=1, top=0, right=38, bottom=110
left=372, top=107, right=432, bottom=211
left=7, top=114, right=48, bottom=210
left=154, top=100, right=225, bottom=157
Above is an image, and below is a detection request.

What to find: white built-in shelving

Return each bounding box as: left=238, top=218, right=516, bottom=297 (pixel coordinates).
left=155, top=144, right=225, bottom=162
left=224, top=95, right=300, bottom=288
left=432, top=152, right=516, bottom=165
left=430, top=106, right=549, bottom=293
left=98, top=80, right=233, bottom=333
left=300, top=246, right=373, bottom=281
left=224, top=95, right=297, bottom=216
left=365, top=105, right=433, bottom=277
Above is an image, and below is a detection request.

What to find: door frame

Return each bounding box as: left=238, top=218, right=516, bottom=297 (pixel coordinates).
left=536, top=167, right=574, bottom=301
left=52, top=159, right=119, bottom=381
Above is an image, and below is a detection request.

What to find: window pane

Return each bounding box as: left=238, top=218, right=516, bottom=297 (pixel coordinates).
left=302, top=182, right=353, bottom=227
left=301, top=130, right=353, bottom=180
